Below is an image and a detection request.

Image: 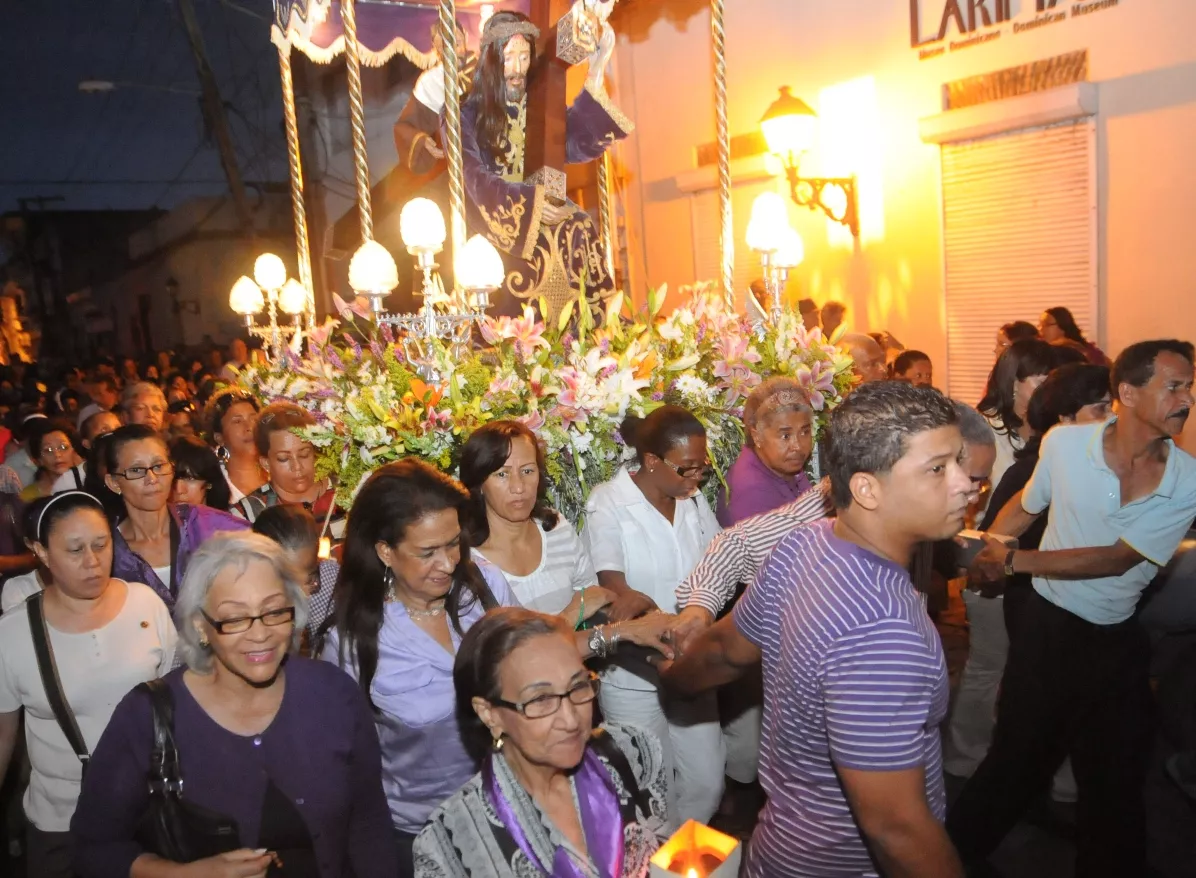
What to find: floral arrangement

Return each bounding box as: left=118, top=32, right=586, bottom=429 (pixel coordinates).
left=240, top=283, right=856, bottom=526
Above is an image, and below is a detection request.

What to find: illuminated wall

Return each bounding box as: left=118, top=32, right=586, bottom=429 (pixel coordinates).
left=613, top=0, right=1196, bottom=446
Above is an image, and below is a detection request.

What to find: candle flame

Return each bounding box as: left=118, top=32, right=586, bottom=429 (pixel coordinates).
left=318, top=537, right=332, bottom=560
left=686, top=870, right=700, bottom=878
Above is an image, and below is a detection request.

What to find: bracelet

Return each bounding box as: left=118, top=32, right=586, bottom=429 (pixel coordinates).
left=607, top=624, right=620, bottom=654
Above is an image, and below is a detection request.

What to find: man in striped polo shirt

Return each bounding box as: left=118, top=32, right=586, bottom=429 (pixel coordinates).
left=663, top=382, right=971, bottom=877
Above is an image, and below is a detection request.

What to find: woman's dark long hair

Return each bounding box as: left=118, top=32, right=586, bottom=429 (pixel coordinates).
left=977, top=339, right=1057, bottom=435
left=83, top=433, right=123, bottom=520
left=465, top=10, right=537, bottom=163
left=328, top=458, right=494, bottom=707
left=459, top=420, right=558, bottom=547
left=1045, top=306, right=1088, bottom=345
left=169, top=436, right=231, bottom=511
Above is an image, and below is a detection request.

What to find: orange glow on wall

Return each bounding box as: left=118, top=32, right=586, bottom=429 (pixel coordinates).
left=817, top=76, right=885, bottom=249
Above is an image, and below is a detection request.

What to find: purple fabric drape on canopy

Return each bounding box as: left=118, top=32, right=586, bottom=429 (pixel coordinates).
left=272, top=0, right=529, bottom=67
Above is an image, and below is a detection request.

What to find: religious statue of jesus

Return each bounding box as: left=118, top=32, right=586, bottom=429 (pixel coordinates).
left=461, top=8, right=632, bottom=317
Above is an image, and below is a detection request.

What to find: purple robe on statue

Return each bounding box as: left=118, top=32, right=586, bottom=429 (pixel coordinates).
left=460, top=83, right=632, bottom=317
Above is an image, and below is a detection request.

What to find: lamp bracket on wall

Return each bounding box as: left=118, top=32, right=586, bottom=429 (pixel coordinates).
left=781, top=162, right=859, bottom=239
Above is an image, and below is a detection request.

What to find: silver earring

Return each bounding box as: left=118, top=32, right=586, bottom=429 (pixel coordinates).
left=492, top=734, right=504, bottom=752
left=382, top=567, right=396, bottom=601
left=216, top=445, right=230, bottom=463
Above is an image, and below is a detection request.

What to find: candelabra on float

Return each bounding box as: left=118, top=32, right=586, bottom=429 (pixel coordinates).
left=228, top=253, right=308, bottom=361
left=347, top=198, right=505, bottom=380
left=746, top=192, right=804, bottom=326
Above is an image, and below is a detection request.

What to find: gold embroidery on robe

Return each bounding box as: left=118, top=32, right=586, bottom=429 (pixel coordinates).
left=477, top=194, right=528, bottom=253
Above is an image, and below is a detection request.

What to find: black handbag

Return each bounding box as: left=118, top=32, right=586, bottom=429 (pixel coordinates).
left=136, top=679, right=241, bottom=863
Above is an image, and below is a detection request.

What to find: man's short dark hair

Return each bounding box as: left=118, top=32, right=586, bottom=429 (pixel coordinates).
left=826, top=381, right=957, bottom=509
left=89, top=375, right=118, bottom=395
left=1110, top=340, right=1195, bottom=401
left=798, top=298, right=818, bottom=314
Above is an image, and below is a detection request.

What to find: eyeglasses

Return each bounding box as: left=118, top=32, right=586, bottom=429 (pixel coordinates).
left=491, top=673, right=600, bottom=719
left=40, top=443, right=72, bottom=455
left=114, top=462, right=175, bottom=481
left=201, top=606, right=296, bottom=635
left=661, top=458, right=712, bottom=480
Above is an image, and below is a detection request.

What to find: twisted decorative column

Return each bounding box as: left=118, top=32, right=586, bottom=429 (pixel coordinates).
left=277, top=44, right=316, bottom=328
left=597, top=152, right=616, bottom=281
left=341, top=0, right=374, bottom=242
left=440, top=0, right=467, bottom=268
left=710, top=0, right=734, bottom=307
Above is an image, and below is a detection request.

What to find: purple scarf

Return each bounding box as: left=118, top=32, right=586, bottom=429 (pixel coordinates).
left=485, top=747, right=625, bottom=878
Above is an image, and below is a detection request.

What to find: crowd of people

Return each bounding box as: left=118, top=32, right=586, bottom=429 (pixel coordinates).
left=0, top=303, right=1190, bottom=878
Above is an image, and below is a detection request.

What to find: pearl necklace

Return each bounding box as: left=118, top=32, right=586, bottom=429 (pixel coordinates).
left=385, top=581, right=445, bottom=618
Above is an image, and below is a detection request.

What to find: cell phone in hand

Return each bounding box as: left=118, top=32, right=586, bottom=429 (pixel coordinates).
left=953, top=529, right=1018, bottom=570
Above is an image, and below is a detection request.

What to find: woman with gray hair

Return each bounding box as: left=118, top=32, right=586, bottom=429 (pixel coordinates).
left=71, top=531, right=396, bottom=878
left=716, top=377, right=816, bottom=526
left=120, top=382, right=167, bottom=434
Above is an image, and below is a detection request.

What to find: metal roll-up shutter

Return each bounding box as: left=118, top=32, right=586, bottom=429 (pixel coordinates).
left=941, top=119, right=1097, bottom=404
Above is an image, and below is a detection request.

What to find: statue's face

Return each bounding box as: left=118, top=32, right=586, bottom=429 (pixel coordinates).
left=503, top=35, right=532, bottom=101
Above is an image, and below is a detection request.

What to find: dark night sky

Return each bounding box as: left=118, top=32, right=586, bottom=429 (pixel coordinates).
left=0, top=0, right=287, bottom=217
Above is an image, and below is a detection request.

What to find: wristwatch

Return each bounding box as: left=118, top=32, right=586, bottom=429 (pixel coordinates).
left=1003, top=548, right=1017, bottom=578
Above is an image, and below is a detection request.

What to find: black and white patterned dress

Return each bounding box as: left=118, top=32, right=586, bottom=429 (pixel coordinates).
left=413, top=723, right=669, bottom=877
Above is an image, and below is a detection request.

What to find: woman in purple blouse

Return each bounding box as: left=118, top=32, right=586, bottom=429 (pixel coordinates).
left=716, top=378, right=816, bottom=527
left=104, top=424, right=248, bottom=608
left=320, top=459, right=517, bottom=878
left=71, top=530, right=396, bottom=878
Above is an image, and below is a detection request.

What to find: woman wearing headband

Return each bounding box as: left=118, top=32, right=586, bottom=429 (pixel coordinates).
left=105, top=425, right=248, bottom=609
left=716, top=378, right=816, bottom=526
left=0, top=491, right=176, bottom=878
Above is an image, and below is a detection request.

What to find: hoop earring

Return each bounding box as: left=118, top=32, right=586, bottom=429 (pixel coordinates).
left=216, top=445, right=230, bottom=464
left=382, top=566, right=396, bottom=602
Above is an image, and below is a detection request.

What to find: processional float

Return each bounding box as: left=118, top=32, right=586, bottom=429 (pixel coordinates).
left=245, top=0, right=740, bottom=360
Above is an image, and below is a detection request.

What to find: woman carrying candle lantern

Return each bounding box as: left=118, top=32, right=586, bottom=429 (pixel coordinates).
left=414, top=607, right=669, bottom=876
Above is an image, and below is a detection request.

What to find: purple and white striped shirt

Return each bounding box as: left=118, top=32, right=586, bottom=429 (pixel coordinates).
left=733, top=519, right=949, bottom=878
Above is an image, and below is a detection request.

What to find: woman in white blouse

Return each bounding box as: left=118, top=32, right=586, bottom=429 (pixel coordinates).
left=583, top=405, right=723, bottom=828
left=461, top=420, right=610, bottom=618
left=460, top=421, right=675, bottom=659
left=0, top=491, right=176, bottom=878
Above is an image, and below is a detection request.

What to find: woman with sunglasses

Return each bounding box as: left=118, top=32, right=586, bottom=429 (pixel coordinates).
left=20, top=418, right=84, bottom=502
left=582, top=405, right=722, bottom=828
left=105, top=425, right=247, bottom=609
left=415, top=608, right=669, bottom=877
left=72, top=531, right=396, bottom=878
left=168, top=435, right=232, bottom=512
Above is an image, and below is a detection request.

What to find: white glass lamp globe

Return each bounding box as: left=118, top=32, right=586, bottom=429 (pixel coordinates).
left=399, top=197, right=447, bottom=252
left=348, top=240, right=399, bottom=293
left=456, top=234, right=505, bottom=290
left=774, top=226, right=805, bottom=269
left=253, top=253, right=287, bottom=291
left=229, top=275, right=265, bottom=316
left=279, top=278, right=308, bottom=316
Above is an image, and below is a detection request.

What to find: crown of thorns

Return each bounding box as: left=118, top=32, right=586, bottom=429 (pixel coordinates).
left=480, top=19, right=540, bottom=47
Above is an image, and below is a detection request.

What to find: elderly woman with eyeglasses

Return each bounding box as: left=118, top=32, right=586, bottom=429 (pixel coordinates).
left=105, top=425, right=247, bottom=608
left=582, top=405, right=722, bottom=828
left=415, top=608, right=669, bottom=877
left=19, top=417, right=84, bottom=502
left=71, top=530, right=396, bottom=878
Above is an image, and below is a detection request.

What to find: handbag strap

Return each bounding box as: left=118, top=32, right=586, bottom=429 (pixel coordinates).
left=589, top=728, right=653, bottom=818
left=27, top=592, right=90, bottom=772
left=138, top=679, right=184, bottom=797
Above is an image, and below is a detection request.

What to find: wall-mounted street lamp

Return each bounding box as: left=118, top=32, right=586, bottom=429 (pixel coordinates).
left=760, top=86, right=859, bottom=238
